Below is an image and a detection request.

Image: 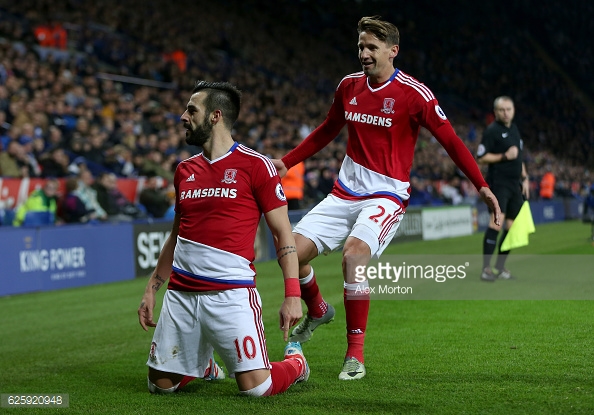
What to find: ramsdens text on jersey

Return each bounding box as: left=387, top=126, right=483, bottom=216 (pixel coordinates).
left=180, top=188, right=238, bottom=200
left=344, top=111, right=392, bottom=127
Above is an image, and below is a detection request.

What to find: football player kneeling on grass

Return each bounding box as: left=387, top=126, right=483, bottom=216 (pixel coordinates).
left=138, top=81, right=308, bottom=396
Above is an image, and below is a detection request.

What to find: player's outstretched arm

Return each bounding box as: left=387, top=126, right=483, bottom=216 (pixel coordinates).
left=479, top=187, right=502, bottom=227
left=138, top=213, right=180, bottom=331
left=264, top=205, right=302, bottom=341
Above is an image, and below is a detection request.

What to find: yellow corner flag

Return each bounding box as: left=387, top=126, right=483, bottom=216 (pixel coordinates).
left=501, top=201, right=536, bottom=251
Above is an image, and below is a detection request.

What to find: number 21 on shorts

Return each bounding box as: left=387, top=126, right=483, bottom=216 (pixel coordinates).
left=368, top=204, right=403, bottom=244
left=368, top=204, right=402, bottom=227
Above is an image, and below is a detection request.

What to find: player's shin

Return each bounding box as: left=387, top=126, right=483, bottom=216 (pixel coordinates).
left=344, top=281, right=369, bottom=363
left=299, top=266, right=327, bottom=318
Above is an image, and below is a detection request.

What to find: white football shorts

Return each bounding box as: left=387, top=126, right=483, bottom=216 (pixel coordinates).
left=147, top=288, right=271, bottom=378
left=293, top=194, right=405, bottom=258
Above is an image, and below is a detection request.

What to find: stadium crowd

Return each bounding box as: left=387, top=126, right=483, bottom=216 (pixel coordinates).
left=0, top=0, right=592, bottom=224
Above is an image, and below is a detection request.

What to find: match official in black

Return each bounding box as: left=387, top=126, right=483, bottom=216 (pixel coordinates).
left=477, top=96, right=529, bottom=281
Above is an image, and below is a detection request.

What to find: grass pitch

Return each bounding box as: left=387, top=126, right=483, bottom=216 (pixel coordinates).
left=1, top=220, right=593, bottom=414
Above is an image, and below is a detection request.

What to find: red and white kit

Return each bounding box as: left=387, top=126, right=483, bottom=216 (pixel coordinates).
left=171, top=142, right=285, bottom=291
left=287, top=69, right=487, bottom=256
left=148, top=142, right=287, bottom=377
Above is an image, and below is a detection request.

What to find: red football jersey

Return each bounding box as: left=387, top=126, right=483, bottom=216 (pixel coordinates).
left=168, top=142, right=287, bottom=292
left=283, top=69, right=487, bottom=207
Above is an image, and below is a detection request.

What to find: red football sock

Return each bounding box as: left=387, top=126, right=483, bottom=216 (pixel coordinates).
left=300, top=270, right=327, bottom=319
left=177, top=375, right=196, bottom=389
left=344, top=284, right=369, bottom=363
left=265, top=360, right=301, bottom=396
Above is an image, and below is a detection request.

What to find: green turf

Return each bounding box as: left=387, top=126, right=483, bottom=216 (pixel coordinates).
left=1, top=220, right=593, bottom=414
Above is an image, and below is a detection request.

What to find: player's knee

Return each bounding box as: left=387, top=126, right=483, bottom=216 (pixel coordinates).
left=239, top=375, right=272, bottom=397
left=342, top=245, right=370, bottom=270
left=148, top=379, right=178, bottom=394
left=294, top=233, right=318, bottom=264
left=147, top=368, right=184, bottom=393
left=344, top=231, right=373, bottom=257
left=147, top=377, right=179, bottom=394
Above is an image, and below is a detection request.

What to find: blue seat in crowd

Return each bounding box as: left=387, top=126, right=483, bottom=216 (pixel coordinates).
left=21, top=211, right=55, bottom=227
left=0, top=209, right=16, bottom=226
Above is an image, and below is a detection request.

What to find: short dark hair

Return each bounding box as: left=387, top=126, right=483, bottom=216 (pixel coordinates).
left=357, top=16, right=400, bottom=46
left=192, top=81, right=242, bottom=130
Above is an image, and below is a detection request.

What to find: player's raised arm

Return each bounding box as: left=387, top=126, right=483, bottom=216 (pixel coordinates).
left=138, top=213, right=180, bottom=331
left=263, top=205, right=302, bottom=341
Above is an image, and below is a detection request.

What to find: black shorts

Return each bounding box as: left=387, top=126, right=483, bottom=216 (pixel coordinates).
left=490, top=183, right=523, bottom=220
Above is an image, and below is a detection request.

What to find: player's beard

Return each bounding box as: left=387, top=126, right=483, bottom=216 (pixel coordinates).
left=185, top=117, right=212, bottom=147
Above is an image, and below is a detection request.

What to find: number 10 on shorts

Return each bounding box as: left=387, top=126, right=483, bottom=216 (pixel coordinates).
left=234, top=336, right=257, bottom=362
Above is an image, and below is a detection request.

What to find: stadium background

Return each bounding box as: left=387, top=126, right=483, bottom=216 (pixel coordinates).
left=0, top=0, right=592, bottom=201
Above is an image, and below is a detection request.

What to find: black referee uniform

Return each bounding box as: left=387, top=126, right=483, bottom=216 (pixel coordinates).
left=478, top=120, right=524, bottom=219
left=477, top=118, right=526, bottom=280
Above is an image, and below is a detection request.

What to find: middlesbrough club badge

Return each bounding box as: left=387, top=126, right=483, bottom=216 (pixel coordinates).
left=381, top=98, right=395, bottom=114
left=221, top=169, right=238, bottom=184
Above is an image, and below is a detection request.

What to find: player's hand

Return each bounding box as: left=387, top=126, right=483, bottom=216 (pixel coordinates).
left=279, top=297, right=303, bottom=341
left=504, top=146, right=519, bottom=161
left=522, top=179, right=530, bottom=200
left=138, top=292, right=157, bottom=331
left=479, top=187, right=502, bottom=226
left=271, top=159, right=288, bottom=178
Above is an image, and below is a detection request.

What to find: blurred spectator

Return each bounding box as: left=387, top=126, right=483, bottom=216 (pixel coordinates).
left=317, top=167, right=336, bottom=196
left=281, top=161, right=305, bottom=210
left=18, top=134, right=42, bottom=177
left=408, top=176, right=438, bottom=206
left=33, top=20, right=67, bottom=49
left=134, top=149, right=175, bottom=181
left=582, top=184, right=594, bottom=223
left=13, top=178, right=59, bottom=227
left=45, top=126, right=65, bottom=151
left=33, top=21, right=53, bottom=48
left=303, top=172, right=327, bottom=209
left=0, top=110, right=10, bottom=138
left=163, top=48, right=188, bottom=73
left=539, top=169, right=556, bottom=199
left=162, top=184, right=176, bottom=220
left=0, top=140, right=22, bottom=177
left=74, top=167, right=108, bottom=221
left=50, top=21, right=68, bottom=50
left=39, top=147, right=71, bottom=178
left=93, top=172, right=145, bottom=221
left=60, top=177, right=97, bottom=223
left=139, top=174, right=170, bottom=218
left=104, top=144, right=136, bottom=177
left=439, top=176, right=464, bottom=205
